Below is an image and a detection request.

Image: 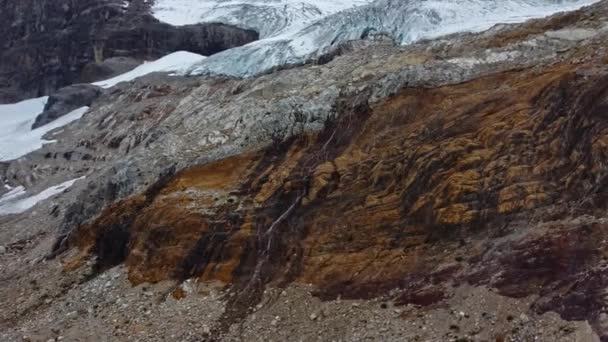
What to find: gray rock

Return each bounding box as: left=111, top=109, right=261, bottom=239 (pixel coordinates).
left=32, top=84, right=102, bottom=129
left=545, top=28, right=597, bottom=42
left=598, top=312, right=608, bottom=330
left=79, top=57, right=141, bottom=84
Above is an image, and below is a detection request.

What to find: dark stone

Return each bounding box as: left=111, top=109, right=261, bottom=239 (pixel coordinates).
left=93, top=218, right=132, bottom=273
left=32, top=84, right=102, bottom=129
left=79, top=57, right=141, bottom=83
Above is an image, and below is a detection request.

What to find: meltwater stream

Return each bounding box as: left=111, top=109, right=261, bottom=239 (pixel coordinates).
left=153, top=0, right=600, bottom=77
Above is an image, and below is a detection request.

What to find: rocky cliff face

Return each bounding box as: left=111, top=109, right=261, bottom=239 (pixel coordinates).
left=2, top=1, right=608, bottom=342
left=0, top=0, right=258, bottom=103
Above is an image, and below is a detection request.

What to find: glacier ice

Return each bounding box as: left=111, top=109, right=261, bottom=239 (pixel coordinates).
left=152, top=0, right=600, bottom=78
left=152, top=0, right=373, bottom=38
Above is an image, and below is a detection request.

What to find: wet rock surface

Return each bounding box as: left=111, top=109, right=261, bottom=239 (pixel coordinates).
left=2, top=1, right=608, bottom=341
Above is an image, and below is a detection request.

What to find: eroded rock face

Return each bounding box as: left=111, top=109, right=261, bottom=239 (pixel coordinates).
left=4, top=1, right=608, bottom=341
left=65, top=46, right=608, bottom=339
left=0, top=0, right=258, bottom=103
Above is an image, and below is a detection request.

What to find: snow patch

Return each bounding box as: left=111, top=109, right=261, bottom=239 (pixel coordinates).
left=0, top=186, right=26, bottom=206
left=93, top=51, right=207, bottom=88
left=0, top=105, right=89, bottom=162
left=0, top=177, right=85, bottom=216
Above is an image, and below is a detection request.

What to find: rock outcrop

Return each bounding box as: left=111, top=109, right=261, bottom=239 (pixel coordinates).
left=66, top=57, right=608, bottom=338
left=0, top=0, right=258, bottom=103
left=78, top=57, right=141, bottom=84
left=32, top=84, right=102, bottom=129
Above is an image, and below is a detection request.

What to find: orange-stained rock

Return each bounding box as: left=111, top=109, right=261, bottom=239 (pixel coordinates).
left=171, top=286, right=187, bottom=300
left=66, top=55, right=608, bottom=337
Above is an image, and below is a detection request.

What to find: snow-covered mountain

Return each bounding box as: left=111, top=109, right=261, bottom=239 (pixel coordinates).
left=152, top=0, right=599, bottom=77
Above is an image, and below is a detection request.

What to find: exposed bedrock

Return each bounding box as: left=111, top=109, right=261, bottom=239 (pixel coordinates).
left=62, top=59, right=608, bottom=338
left=0, top=0, right=259, bottom=103
left=0, top=1, right=603, bottom=339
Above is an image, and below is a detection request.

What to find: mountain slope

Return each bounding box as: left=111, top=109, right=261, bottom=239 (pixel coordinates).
left=2, top=1, right=608, bottom=341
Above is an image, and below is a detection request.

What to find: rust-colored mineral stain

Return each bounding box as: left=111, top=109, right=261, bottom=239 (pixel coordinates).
left=67, top=54, right=608, bottom=335
left=165, top=153, right=255, bottom=191
left=123, top=153, right=257, bottom=284
left=171, top=286, right=187, bottom=300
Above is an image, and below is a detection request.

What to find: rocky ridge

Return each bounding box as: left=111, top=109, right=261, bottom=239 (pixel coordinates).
left=2, top=1, right=608, bottom=341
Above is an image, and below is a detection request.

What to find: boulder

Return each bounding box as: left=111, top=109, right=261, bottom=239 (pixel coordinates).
left=79, top=57, right=141, bottom=84
left=32, top=84, right=102, bottom=129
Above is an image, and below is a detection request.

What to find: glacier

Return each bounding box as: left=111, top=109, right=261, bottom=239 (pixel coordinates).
left=152, top=0, right=600, bottom=77
left=152, top=0, right=373, bottom=38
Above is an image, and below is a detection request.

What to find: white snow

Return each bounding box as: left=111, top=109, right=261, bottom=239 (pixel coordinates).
left=93, top=51, right=207, bottom=88
left=0, top=104, right=89, bottom=162
left=151, top=0, right=600, bottom=77
left=0, top=97, right=48, bottom=139
left=0, top=177, right=85, bottom=216
left=384, top=0, right=602, bottom=43
left=0, top=186, right=26, bottom=206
